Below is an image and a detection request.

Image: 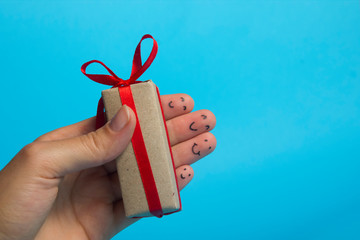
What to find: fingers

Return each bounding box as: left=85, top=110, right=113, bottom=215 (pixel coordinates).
left=167, top=109, right=216, bottom=145
left=36, top=94, right=194, bottom=142
left=111, top=164, right=194, bottom=236
left=36, top=92, right=214, bottom=177
left=160, top=94, right=194, bottom=120
left=103, top=111, right=216, bottom=174
left=110, top=164, right=194, bottom=203
left=38, top=106, right=136, bottom=178
left=172, top=132, right=216, bottom=168
left=176, top=165, right=194, bottom=190
left=111, top=165, right=193, bottom=234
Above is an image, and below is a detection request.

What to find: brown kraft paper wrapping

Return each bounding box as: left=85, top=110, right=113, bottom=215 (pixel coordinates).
left=102, top=80, right=181, bottom=218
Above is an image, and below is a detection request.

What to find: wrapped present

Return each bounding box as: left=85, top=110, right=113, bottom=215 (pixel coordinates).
left=81, top=34, right=181, bottom=218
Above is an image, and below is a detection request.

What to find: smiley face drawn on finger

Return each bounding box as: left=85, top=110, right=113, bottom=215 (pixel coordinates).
left=169, top=98, right=187, bottom=111
left=205, top=125, right=210, bottom=130
left=192, top=139, right=212, bottom=156
left=192, top=143, right=201, bottom=156
left=180, top=167, right=191, bottom=180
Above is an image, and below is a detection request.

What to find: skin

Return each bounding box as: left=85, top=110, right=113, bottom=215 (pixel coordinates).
left=0, top=93, right=217, bottom=240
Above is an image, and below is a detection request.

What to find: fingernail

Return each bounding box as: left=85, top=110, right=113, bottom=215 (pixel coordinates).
left=109, top=105, right=130, bottom=131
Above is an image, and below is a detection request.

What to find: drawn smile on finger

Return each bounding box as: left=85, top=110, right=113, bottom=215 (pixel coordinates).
left=192, top=143, right=201, bottom=156
left=168, top=101, right=174, bottom=108
left=189, top=122, right=198, bottom=131
left=181, top=167, right=191, bottom=180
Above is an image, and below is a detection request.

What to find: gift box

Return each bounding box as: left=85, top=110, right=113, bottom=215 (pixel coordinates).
left=102, top=80, right=181, bottom=217
left=81, top=34, right=181, bottom=218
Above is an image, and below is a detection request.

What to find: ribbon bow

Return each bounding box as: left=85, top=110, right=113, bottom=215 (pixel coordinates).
left=81, top=34, right=158, bottom=128
left=81, top=35, right=181, bottom=218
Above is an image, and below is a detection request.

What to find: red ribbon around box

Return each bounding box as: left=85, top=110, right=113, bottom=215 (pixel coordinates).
left=81, top=34, right=181, bottom=218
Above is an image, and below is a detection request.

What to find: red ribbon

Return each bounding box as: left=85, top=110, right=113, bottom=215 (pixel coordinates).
left=81, top=34, right=158, bottom=129
left=81, top=34, right=166, bottom=217
left=118, top=86, right=163, bottom=217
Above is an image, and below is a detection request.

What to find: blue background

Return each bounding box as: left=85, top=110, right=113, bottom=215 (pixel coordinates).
left=1, top=1, right=360, bottom=239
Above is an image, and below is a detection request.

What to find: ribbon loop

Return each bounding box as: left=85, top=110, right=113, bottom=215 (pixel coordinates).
left=81, top=34, right=158, bottom=88
left=129, top=34, right=158, bottom=82
left=81, top=60, right=125, bottom=86
left=81, top=34, right=158, bottom=129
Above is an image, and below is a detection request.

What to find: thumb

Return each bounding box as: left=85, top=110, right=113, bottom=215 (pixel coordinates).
left=42, top=105, right=136, bottom=177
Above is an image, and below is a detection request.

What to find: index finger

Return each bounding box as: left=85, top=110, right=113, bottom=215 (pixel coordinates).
left=35, top=93, right=194, bottom=142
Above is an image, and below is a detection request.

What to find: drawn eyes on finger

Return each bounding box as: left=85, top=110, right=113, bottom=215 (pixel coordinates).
left=181, top=97, right=186, bottom=110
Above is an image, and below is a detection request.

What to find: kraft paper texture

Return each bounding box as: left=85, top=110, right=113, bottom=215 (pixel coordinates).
left=102, top=80, right=180, bottom=217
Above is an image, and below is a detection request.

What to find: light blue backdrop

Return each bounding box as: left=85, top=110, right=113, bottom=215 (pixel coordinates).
left=1, top=1, right=359, bottom=239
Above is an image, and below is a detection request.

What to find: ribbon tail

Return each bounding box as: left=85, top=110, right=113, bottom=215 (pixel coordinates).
left=96, top=98, right=106, bottom=129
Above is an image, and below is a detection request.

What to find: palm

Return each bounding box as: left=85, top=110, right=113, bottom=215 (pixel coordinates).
left=52, top=166, right=122, bottom=239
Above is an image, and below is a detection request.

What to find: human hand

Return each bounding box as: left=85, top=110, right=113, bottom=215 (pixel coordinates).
left=0, top=94, right=216, bottom=240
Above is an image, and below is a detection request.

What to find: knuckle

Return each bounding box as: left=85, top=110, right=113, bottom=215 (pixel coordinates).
left=20, top=142, right=43, bottom=160
left=34, top=135, right=49, bottom=142
left=19, top=142, right=46, bottom=166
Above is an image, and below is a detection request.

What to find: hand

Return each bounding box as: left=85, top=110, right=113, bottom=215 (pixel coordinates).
left=0, top=94, right=216, bottom=240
